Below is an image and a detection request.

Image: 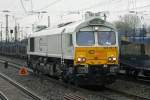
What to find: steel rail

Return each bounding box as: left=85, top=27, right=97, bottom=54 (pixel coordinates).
left=117, top=72, right=150, bottom=85
left=120, top=61, right=150, bottom=84
left=0, top=57, right=115, bottom=100
left=0, top=72, right=42, bottom=100
left=0, top=92, right=8, bottom=100
left=105, top=87, right=150, bottom=100
left=1, top=57, right=150, bottom=100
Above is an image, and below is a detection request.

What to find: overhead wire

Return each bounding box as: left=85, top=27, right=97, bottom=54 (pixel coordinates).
left=132, top=0, right=136, bottom=11
left=78, top=0, right=150, bottom=14
left=4, top=0, right=149, bottom=26
left=30, top=0, right=33, bottom=12
left=79, top=0, right=110, bottom=12
left=135, top=4, right=150, bottom=9
left=78, top=0, right=123, bottom=13
left=113, top=4, right=150, bottom=14
left=127, top=0, right=130, bottom=11
left=20, top=0, right=28, bottom=14
left=34, top=0, right=63, bottom=11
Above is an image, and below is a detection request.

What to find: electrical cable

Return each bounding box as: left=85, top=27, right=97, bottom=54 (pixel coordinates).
left=127, top=0, right=130, bottom=12
left=112, top=4, right=150, bottom=14
left=20, top=0, right=28, bottom=14
left=79, top=0, right=110, bottom=12
left=78, top=0, right=123, bottom=14
left=30, top=0, right=33, bottom=12
left=35, top=0, right=63, bottom=11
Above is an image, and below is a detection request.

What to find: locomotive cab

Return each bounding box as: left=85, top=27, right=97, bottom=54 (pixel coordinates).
left=72, top=22, right=119, bottom=85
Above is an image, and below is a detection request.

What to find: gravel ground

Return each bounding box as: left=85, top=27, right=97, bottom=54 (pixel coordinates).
left=0, top=74, right=34, bottom=100
left=0, top=62, right=108, bottom=100
left=0, top=55, right=26, bottom=65
left=1, top=62, right=131, bottom=100
left=1, top=55, right=150, bottom=100
left=107, top=79, right=150, bottom=99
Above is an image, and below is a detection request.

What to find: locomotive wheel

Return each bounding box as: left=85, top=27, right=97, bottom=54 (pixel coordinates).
left=62, top=73, right=69, bottom=83
left=61, top=66, right=69, bottom=83
left=133, top=70, right=139, bottom=76
left=55, top=63, right=62, bottom=77
left=33, top=68, right=37, bottom=75
left=73, top=76, right=79, bottom=86
left=126, top=69, right=133, bottom=76
left=126, top=69, right=139, bottom=77
left=62, top=70, right=72, bottom=84
left=31, top=63, right=36, bottom=75
left=32, top=62, right=40, bottom=75
left=48, top=63, right=54, bottom=76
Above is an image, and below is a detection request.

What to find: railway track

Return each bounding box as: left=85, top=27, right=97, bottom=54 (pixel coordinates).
left=119, top=61, right=150, bottom=85
left=0, top=56, right=150, bottom=100
left=0, top=72, right=42, bottom=100
left=137, top=75, right=150, bottom=83
left=0, top=57, right=114, bottom=100
left=117, top=72, right=150, bottom=86
left=105, top=87, right=150, bottom=100
left=0, top=92, right=8, bottom=100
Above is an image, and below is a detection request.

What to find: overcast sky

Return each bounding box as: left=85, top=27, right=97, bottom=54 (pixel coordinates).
left=0, top=0, right=150, bottom=26
left=0, top=0, right=150, bottom=39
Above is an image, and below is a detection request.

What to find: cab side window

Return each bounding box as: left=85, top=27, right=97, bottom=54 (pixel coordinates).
left=68, top=34, right=73, bottom=46
left=30, top=38, right=34, bottom=52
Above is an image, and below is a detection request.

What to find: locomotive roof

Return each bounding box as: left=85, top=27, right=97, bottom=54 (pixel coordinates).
left=30, top=17, right=115, bottom=38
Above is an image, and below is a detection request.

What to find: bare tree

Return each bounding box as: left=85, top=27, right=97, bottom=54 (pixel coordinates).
left=147, top=25, right=150, bottom=33
left=114, top=14, right=140, bottom=32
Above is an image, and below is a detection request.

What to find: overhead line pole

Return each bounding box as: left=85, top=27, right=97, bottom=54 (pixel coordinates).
left=5, top=14, right=9, bottom=42
left=14, top=17, right=18, bottom=42
left=14, top=25, right=18, bottom=41
left=48, top=16, right=50, bottom=27
left=0, top=23, right=2, bottom=42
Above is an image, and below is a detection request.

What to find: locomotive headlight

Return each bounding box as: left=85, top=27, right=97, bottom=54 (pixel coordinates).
left=77, top=57, right=82, bottom=62
left=112, top=57, right=116, bottom=61
left=82, top=57, right=86, bottom=62
left=108, top=57, right=112, bottom=62
left=77, top=57, right=86, bottom=63
left=108, top=57, right=116, bottom=63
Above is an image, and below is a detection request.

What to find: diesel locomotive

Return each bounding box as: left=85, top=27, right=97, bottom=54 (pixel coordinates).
left=27, top=16, right=119, bottom=85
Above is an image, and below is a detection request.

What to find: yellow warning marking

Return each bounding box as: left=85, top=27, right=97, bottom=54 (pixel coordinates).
left=19, top=67, right=28, bottom=76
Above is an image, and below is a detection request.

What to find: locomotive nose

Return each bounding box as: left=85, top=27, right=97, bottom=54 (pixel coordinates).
left=74, top=47, right=118, bottom=65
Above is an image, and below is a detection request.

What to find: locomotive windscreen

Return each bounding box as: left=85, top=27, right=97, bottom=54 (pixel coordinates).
left=76, top=31, right=116, bottom=46
left=76, top=31, right=95, bottom=46
left=98, top=31, right=116, bottom=45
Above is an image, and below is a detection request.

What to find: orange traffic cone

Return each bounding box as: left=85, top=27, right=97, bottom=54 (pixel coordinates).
left=19, top=67, right=28, bottom=76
